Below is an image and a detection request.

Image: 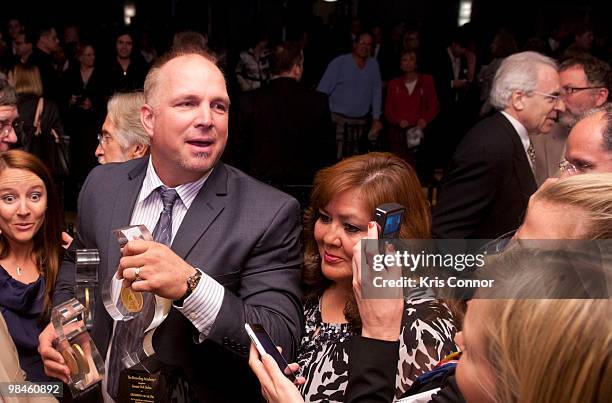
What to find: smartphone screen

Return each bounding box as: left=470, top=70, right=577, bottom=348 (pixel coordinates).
left=383, top=211, right=403, bottom=237
left=245, top=323, right=297, bottom=381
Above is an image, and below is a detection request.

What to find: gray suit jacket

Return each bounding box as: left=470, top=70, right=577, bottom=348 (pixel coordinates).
left=530, top=123, right=567, bottom=186
left=54, top=157, right=303, bottom=401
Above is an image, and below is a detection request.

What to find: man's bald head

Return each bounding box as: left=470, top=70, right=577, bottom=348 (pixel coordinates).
left=565, top=104, right=612, bottom=173
left=143, top=48, right=220, bottom=109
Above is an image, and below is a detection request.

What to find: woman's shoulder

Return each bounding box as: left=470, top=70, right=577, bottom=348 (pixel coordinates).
left=388, top=76, right=404, bottom=87
left=418, top=74, right=435, bottom=84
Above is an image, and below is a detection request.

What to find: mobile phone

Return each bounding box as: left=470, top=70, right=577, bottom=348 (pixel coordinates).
left=374, top=203, right=405, bottom=239
left=244, top=323, right=297, bottom=381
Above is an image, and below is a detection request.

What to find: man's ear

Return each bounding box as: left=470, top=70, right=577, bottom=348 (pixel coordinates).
left=511, top=90, right=525, bottom=111
left=130, top=144, right=149, bottom=159
left=140, top=104, right=155, bottom=139
left=290, top=63, right=302, bottom=80
left=595, top=88, right=609, bottom=107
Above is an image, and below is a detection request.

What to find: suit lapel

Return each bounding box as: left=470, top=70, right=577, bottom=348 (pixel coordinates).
left=496, top=113, right=538, bottom=197
left=171, top=163, right=229, bottom=260
left=105, top=159, right=148, bottom=280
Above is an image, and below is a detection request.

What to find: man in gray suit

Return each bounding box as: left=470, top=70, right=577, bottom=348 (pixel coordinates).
left=38, top=49, right=303, bottom=401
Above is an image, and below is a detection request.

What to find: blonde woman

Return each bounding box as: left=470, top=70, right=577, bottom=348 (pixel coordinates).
left=10, top=64, right=67, bottom=179
left=515, top=173, right=612, bottom=239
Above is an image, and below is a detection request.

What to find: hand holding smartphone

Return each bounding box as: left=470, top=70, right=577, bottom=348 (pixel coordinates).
left=245, top=323, right=297, bottom=381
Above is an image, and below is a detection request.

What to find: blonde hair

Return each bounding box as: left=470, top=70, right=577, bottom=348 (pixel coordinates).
left=11, top=64, right=43, bottom=96
left=106, top=92, right=149, bottom=151
left=533, top=173, right=612, bottom=238
left=479, top=298, right=611, bottom=403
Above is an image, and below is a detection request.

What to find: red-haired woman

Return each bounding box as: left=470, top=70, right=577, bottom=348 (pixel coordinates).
left=297, top=152, right=457, bottom=401
left=0, top=150, right=63, bottom=381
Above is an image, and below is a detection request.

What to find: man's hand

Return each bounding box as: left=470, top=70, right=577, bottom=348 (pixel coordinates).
left=452, top=79, right=468, bottom=89
left=117, top=239, right=196, bottom=300
left=370, top=119, right=382, bottom=133
left=38, top=323, right=70, bottom=383
left=61, top=231, right=73, bottom=250
left=399, top=120, right=410, bottom=129
left=371, top=119, right=383, bottom=134
left=417, top=118, right=427, bottom=129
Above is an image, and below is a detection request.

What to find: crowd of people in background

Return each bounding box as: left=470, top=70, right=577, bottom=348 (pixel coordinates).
left=0, top=10, right=610, bottom=403
left=1, top=16, right=611, bottom=209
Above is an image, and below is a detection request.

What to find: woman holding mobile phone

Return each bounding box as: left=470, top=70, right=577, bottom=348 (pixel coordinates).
left=294, top=152, right=457, bottom=402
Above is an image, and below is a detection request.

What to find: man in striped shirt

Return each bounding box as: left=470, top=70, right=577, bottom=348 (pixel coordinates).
left=39, top=48, right=303, bottom=402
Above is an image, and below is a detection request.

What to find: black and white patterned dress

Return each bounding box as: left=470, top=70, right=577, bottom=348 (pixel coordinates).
left=297, top=297, right=457, bottom=402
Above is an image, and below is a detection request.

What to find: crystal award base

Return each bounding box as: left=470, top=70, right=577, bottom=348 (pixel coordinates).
left=51, top=298, right=104, bottom=395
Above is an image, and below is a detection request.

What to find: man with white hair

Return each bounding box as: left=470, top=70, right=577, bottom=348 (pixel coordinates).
left=95, top=91, right=149, bottom=164
left=433, top=51, right=565, bottom=239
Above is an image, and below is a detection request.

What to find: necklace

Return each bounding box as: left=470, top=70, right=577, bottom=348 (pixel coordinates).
left=17, top=266, right=22, bottom=276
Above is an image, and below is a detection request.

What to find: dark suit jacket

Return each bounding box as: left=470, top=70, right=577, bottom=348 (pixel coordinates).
left=432, top=112, right=537, bottom=239
left=229, top=77, right=335, bottom=186
left=54, top=157, right=303, bottom=402
left=346, top=336, right=465, bottom=403
left=428, top=49, right=468, bottom=112
left=28, top=48, right=61, bottom=103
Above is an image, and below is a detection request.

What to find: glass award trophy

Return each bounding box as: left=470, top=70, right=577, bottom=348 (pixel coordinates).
left=102, top=225, right=173, bottom=402
left=75, top=249, right=99, bottom=330
left=102, top=225, right=154, bottom=322
left=51, top=298, right=104, bottom=395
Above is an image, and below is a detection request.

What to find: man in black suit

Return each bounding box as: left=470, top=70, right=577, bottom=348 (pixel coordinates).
left=433, top=51, right=565, bottom=240
left=39, top=48, right=303, bottom=402
left=231, top=42, right=334, bottom=199
left=27, top=25, right=61, bottom=103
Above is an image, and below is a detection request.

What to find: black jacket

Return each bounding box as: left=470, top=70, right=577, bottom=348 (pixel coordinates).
left=229, top=77, right=335, bottom=186
left=433, top=112, right=537, bottom=239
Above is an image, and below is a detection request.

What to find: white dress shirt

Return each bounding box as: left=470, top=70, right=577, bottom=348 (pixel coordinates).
left=500, top=111, right=535, bottom=172
left=102, top=158, right=224, bottom=402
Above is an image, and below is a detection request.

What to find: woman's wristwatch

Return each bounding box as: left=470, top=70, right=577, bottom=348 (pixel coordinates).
left=174, top=268, right=202, bottom=307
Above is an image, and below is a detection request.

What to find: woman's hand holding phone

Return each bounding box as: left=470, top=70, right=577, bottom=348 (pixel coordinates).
left=248, top=343, right=305, bottom=403
left=351, top=221, right=404, bottom=342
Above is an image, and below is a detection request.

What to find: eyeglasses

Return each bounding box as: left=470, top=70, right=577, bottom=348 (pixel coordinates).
left=558, top=159, right=591, bottom=176
left=0, top=119, right=24, bottom=136
left=479, top=229, right=517, bottom=255
left=530, top=91, right=563, bottom=104
left=562, top=85, right=606, bottom=96
left=97, top=133, right=112, bottom=145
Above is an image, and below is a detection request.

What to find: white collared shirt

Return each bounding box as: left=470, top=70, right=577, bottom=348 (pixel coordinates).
left=500, top=111, right=535, bottom=171
left=102, top=158, right=224, bottom=403
left=130, top=157, right=224, bottom=338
